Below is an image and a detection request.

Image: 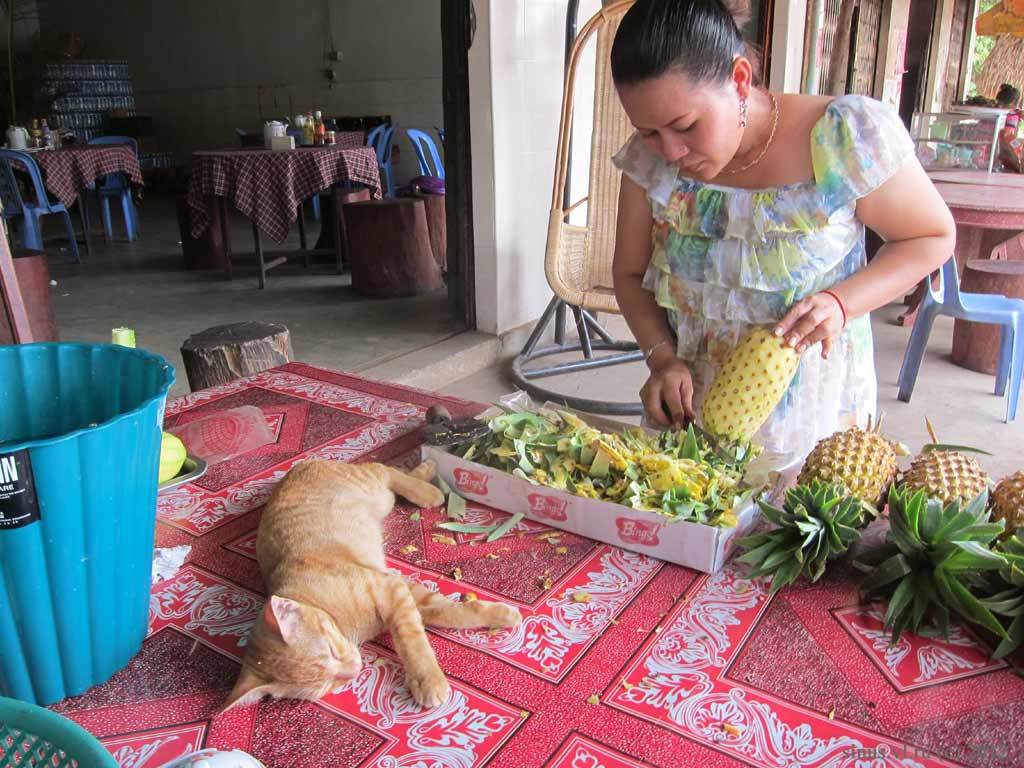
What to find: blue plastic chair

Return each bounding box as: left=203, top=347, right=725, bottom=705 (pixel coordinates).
left=406, top=128, right=444, bottom=180
left=367, top=123, right=396, bottom=197
left=898, top=257, right=1024, bottom=422
left=88, top=136, right=139, bottom=242
left=0, top=149, right=81, bottom=262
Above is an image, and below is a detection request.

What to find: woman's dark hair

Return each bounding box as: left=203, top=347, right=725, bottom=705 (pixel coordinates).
left=611, top=0, right=757, bottom=86
left=996, top=83, right=1020, bottom=108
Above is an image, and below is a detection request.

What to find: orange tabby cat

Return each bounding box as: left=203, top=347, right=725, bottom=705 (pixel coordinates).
left=223, top=460, right=522, bottom=711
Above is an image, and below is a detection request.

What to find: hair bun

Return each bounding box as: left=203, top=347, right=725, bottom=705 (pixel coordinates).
left=720, top=0, right=752, bottom=28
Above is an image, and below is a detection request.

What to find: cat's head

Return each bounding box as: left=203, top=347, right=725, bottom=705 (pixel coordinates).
left=221, top=595, right=362, bottom=711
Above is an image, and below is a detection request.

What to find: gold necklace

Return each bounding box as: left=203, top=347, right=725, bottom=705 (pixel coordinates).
left=722, top=92, right=780, bottom=176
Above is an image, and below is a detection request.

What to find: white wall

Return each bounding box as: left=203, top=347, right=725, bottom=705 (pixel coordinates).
left=37, top=0, right=442, bottom=181
left=472, top=0, right=598, bottom=336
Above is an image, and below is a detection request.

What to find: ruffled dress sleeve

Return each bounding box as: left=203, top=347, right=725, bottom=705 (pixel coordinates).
left=811, top=95, right=916, bottom=213
left=611, top=132, right=678, bottom=207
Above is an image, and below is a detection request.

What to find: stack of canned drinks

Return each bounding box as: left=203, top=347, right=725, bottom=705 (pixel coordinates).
left=43, top=60, right=136, bottom=142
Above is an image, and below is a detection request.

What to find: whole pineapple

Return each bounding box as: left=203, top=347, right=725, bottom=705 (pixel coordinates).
left=903, top=449, right=990, bottom=506
left=979, top=532, right=1024, bottom=658
left=738, top=482, right=865, bottom=593
left=992, top=471, right=1024, bottom=536
left=856, top=486, right=1006, bottom=643
left=702, top=327, right=800, bottom=444
left=797, top=422, right=899, bottom=509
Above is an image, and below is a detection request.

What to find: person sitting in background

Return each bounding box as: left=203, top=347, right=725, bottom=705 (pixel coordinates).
left=996, top=84, right=1024, bottom=172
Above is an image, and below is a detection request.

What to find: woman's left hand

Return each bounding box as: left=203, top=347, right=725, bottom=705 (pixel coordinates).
left=773, top=292, right=846, bottom=359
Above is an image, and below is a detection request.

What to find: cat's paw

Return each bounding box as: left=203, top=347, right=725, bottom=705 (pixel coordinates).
left=486, top=603, right=523, bottom=629
left=407, top=667, right=450, bottom=708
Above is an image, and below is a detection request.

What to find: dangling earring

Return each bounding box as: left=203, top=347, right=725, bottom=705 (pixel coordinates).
left=739, top=96, right=749, bottom=129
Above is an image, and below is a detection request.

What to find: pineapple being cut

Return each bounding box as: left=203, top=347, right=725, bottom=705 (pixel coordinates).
left=797, top=419, right=900, bottom=509
left=701, top=327, right=800, bottom=444
left=992, top=471, right=1024, bottom=537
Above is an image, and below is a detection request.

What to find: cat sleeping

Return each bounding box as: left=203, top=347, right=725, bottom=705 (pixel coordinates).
left=223, top=460, right=522, bottom=711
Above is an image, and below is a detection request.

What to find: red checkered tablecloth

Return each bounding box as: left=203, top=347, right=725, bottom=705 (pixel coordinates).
left=332, top=130, right=366, bottom=149
left=186, top=145, right=382, bottom=243
left=32, top=145, right=144, bottom=208
left=46, top=364, right=1024, bottom=768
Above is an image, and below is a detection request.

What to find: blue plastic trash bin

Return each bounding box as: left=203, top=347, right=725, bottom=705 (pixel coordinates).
left=0, top=343, right=175, bottom=706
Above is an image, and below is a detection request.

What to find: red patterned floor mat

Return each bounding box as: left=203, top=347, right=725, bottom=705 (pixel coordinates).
left=49, top=364, right=1024, bottom=767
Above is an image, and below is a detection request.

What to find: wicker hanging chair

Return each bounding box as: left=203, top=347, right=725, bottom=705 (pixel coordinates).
left=510, top=0, right=643, bottom=415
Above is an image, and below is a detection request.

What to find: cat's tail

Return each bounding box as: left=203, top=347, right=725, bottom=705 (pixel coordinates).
left=387, top=462, right=445, bottom=508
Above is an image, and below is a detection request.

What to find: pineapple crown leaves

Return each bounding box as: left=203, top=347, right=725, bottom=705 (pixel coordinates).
left=921, top=415, right=992, bottom=457
left=867, top=412, right=910, bottom=457
left=737, top=482, right=863, bottom=594
left=976, top=532, right=1024, bottom=659
left=855, top=485, right=1009, bottom=643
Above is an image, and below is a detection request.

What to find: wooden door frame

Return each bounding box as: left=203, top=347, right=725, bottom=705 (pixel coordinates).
left=759, top=0, right=776, bottom=86
left=441, top=0, right=476, bottom=330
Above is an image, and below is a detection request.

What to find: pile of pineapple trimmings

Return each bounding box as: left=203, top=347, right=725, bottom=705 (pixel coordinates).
left=740, top=417, right=1024, bottom=659
left=450, top=326, right=806, bottom=529
left=456, top=408, right=758, bottom=528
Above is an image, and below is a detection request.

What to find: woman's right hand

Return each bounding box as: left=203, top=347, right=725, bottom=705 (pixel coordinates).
left=640, top=347, right=695, bottom=428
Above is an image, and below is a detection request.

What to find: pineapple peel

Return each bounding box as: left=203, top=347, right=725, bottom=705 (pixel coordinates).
left=462, top=409, right=761, bottom=528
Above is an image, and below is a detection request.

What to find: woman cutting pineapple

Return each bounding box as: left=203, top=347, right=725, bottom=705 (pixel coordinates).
left=611, top=0, right=955, bottom=463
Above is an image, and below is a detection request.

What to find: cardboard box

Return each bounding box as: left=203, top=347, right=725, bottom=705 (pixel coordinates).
left=422, top=412, right=776, bottom=573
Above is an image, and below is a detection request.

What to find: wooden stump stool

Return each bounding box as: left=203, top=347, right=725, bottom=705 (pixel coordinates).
left=344, top=198, right=443, bottom=298
left=181, top=322, right=292, bottom=391
left=951, top=260, right=1024, bottom=374
left=413, top=193, right=446, bottom=271
left=0, top=249, right=59, bottom=344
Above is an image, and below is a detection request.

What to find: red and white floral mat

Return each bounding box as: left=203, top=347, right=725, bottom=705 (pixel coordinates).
left=51, top=364, right=1024, bottom=768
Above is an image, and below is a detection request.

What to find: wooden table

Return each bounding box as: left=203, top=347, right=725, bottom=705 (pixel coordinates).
left=186, top=145, right=381, bottom=288
left=901, top=180, right=1024, bottom=325
left=12, top=144, right=144, bottom=256
left=928, top=169, right=1024, bottom=189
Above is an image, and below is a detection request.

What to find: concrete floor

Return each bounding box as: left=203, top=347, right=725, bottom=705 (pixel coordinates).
left=43, top=192, right=459, bottom=396
left=441, top=310, right=1024, bottom=480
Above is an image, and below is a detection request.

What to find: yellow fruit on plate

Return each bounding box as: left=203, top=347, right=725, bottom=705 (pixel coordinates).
left=159, top=432, right=187, bottom=484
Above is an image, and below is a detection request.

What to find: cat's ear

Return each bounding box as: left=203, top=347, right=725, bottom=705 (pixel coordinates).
left=265, top=595, right=304, bottom=645
left=221, top=666, right=273, bottom=712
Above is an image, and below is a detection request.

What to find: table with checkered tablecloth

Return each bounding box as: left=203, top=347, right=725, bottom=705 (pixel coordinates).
left=186, top=144, right=382, bottom=244
left=34, top=144, right=143, bottom=208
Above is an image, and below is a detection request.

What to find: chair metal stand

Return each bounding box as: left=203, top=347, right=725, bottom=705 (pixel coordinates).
left=510, top=295, right=643, bottom=415
left=509, top=0, right=643, bottom=416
